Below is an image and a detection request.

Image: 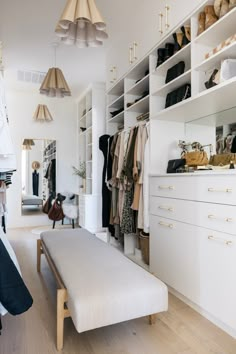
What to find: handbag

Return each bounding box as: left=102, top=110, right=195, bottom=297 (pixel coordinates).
left=165, top=84, right=191, bottom=108
left=165, top=61, right=185, bottom=84
left=209, top=153, right=236, bottom=166
left=183, top=151, right=209, bottom=167
left=167, top=158, right=186, bottom=173
left=43, top=196, right=53, bottom=214
left=48, top=200, right=65, bottom=221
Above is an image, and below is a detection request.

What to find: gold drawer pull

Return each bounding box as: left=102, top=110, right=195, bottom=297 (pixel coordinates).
left=159, top=221, right=174, bottom=229
left=208, top=215, right=233, bottom=223
left=208, top=188, right=233, bottom=193
left=208, top=235, right=233, bottom=246
left=158, top=185, right=175, bottom=190
left=158, top=205, right=173, bottom=212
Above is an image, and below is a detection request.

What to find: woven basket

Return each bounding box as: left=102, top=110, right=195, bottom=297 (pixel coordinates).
left=139, top=232, right=150, bottom=265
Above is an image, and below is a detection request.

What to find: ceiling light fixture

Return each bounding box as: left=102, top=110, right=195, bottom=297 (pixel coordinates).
left=55, top=0, right=108, bottom=48
left=33, top=104, right=53, bottom=122
left=40, top=43, right=71, bottom=97
left=22, top=139, right=35, bottom=150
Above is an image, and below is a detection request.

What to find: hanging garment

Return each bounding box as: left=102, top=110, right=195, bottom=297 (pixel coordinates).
left=44, top=159, right=56, bottom=194
left=0, top=72, right=16, bottom=172
left=0, top=227, right=33, bottom=317
left=137, top=125, right=148, bottom=229
left=32, top=170, right=39, bottom=196
left=121, top=187, right=135, bottom=234
left=99, top=135, right=112, bottom=228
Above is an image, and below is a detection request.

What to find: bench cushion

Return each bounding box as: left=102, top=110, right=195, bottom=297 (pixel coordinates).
left=41, top=229, right=168, bottom=333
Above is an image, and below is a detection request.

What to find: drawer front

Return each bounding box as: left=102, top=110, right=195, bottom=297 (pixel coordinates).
left=150, top=196, right=236, bottom=235
left=150, top=215, right=199, bottom=303
left=150, top=175, right=236, bottom=205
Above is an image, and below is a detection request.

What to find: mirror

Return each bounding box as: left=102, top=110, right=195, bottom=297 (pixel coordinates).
left=185, top=106, right=236, bottom=161
left=21, top=139, right=56, bottom=215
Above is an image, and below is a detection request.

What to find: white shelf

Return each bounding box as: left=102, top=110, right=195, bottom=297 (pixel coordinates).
left=107, top=77, right=124, bottom=96
left=108, top=94, right=124, bottom=109
left=126, top=95, right=150, bottom=113
left=108, top=111, right=125, bottom=124
left=153, top=70, right=191, bottom=97
left=151, top=77, right=236, bottom=123
left=153, top=43, right=191, bottom=77
left=80, top=109, right=92, bottom=121
left=126, top=74, right=150, bottom=95
left=86, top=160, right=92, bottom=163
left=194, top=41, right=236, bottom=73
left=126, top=56, right=149, bottom=80
left=194, top=7, right=236, bottom=47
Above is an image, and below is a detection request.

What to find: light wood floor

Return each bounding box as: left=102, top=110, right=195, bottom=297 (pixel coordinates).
left=1, top=228, right=236, bottom=354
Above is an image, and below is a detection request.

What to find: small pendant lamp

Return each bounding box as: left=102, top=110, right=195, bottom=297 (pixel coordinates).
left=33, top=104, right=53, bottom=122
left=40, top=43, right=71, bottom=97
left=22, top=139, right=35, bottom=150
left=55, top=0, right=108, bottom=48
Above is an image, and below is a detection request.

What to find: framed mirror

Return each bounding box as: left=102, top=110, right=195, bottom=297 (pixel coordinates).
left=21, top=139, right=56, bottom=215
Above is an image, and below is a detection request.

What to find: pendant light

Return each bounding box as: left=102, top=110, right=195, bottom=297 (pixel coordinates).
left=40, top=43, right=71, bottom=98
left=22, top=139, right=35, bottom=150
left=55, top=0, right=108, bottom=48
left=33, top=104, right=53, bottom=122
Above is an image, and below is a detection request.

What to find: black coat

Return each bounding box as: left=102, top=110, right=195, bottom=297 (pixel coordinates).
left=0, top=239, right=33, bottom=316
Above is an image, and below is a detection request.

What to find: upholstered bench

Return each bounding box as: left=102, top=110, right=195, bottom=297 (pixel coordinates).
left=37, top=229, right=168, bottom=350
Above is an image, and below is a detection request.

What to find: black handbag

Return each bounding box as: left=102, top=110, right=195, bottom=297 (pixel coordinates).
left=167, top=159, right=186, bottom=173
left=165, top=84, right=191, bottom=108
left=165, top=61, right=185, bottom=83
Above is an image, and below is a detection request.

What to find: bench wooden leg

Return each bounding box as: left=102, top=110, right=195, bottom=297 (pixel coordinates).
left=149, top=314, right=157, bottom=325
left=57, top=289, right=67, bottom=351
left=37, top=239, right=42, bottom=273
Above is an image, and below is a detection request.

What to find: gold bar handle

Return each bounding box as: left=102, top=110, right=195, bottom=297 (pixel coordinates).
left=159, top=205, right=173, bottom=212
left=158, top=185, right=175, bottom=190
left=110, top=66, right=114, bottom=83
left=159, top=12, right=163, bottom=34
left=159, top=221, right=174, bottom=229
left=208, top=188, right=233, bottom=193
left=133, top=41, right=138, bottom=61
left=112, top=66, right=117, bottom=82
left=165, top=5, right=170, bottom=30
left=208, top=235, right=233, bottom=246
left=129, top=46, right=133, bottom=64
left=208, top=215, right=233, bottom=223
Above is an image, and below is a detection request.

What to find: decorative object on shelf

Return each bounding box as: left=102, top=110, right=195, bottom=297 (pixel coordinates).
left=55, top=0, right=108, bottom=48
left=22, top=139, right=35, bottom=150
left=165, top=61, right=185, bottom=84
left=40, top=43, right=71, bottom=98
left=197, top=11, right=206, bottom=35
left=205, top=5, right=218, bottom=30
left=33, top=104, right=53, bottom=122
left=205, top=34, right=236, bottom=59
left=165, top=83, right=191, bottom=108
left=229, top=160, right=235, bottom=169
left=214, top=0, right=230, bottom=18
left=32, top=161, right=41, bottom=170
left=72, top=163, right=86, bottom=179
left=221, top=59, right=236, bottom=82
left=167, top=158, right=186, bottom=173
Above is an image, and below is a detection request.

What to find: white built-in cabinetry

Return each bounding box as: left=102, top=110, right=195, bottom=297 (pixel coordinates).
left=106, top=0, right=236, bottom=339
left=77, top=83, right=105, bottom=233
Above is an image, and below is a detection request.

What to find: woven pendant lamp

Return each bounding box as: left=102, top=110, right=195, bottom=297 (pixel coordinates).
left=55, top=0, right=108, bottom=47
left=33, top=104, right=53, bottom=122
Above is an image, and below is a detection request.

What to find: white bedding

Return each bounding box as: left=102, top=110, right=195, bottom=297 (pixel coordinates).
left=41, top=229, right=168, bottom=333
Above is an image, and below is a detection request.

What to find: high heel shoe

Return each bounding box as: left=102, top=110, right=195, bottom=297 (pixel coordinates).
left=156, top=48, right=166, bottom=68
left=214, top=0, right=230, bottom=18
left=164, top=43, right=175, bottom=61
left=197, top=12, right=206, bottom=35
left=205, top=5, right=218, bottom=30
left=173, top=32, right=182, bottom=53
left=180, top=26, right=191, bottom=47
left=205, top=69, right=219, bottom=89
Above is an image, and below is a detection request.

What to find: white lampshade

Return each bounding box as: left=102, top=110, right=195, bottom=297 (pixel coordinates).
left=55, top=0, right=108, bottom=47
left=33, top=104, right=53, bottom=122
left=39, top=67, right=71, bottom=98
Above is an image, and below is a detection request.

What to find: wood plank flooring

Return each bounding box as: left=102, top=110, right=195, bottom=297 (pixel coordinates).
left=0, top=227, right=235, bottom=354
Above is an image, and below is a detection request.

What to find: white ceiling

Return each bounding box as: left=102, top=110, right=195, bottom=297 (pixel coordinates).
left=0, top=0, right=116, bottom=97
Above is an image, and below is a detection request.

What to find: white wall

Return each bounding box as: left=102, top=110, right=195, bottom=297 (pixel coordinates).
left=6, top=89, right=77, bottom=228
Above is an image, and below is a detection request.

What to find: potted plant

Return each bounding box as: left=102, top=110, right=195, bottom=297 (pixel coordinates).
left=72, top=163, right=86, bottom=192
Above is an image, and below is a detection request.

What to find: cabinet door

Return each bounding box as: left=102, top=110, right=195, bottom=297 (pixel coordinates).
left=200, top=228, right=236, bottom=331
left=150, top=215, right=200, bottom=302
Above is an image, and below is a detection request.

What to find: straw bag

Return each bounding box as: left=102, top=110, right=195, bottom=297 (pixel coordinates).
left=183, top=150, right=209, bottom=166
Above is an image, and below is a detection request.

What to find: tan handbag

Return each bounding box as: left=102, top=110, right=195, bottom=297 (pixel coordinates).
left=183, top=150, right=209, bottom=166
left=209, top=153, right=236, bottom=166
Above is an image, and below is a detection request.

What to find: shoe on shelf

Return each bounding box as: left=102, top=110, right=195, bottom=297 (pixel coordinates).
left=156, top=48, right=166, bottom=68
left=173, top=32, right=182, bottom=53
left=197, top=12, right=206, bottom=35
left=180, top=26, right=191, bottom=47
left=164, top=43, right=175, bottom=61
left=214, top=0, right=230, bottom=17
left=229, top=0, right=236, bottom=9
left=205, top=5, right=218, bottom=30
left=204, top=69, right=219, bottom=89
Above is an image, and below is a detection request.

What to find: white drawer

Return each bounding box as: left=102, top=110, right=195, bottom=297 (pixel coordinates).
left=150, top=175, right=236, bottom=205
left=150, top=196, right=236, bottom=235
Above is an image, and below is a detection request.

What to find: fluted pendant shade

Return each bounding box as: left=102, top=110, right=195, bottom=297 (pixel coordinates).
left=55, top=0, right=108, bottom=47
left=39, top=67, right=71, bottom=98
left=22, top=139, right=35, bottom=150
left=33, top=104, right=53, bottom=122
